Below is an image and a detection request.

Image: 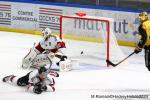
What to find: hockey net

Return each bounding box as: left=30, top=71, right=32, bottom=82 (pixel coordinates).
left=59, top=14, right=126, bottom=67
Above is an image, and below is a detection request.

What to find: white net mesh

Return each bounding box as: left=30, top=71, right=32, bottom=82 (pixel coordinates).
left=60, top=15, right=126, bottom=67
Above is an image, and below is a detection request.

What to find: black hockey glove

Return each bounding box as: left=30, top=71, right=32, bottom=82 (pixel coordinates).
left=134, top=47, right=142, bottom=54
left=33, top=82, right=43, bottom=94
left=60, top=55, right=67, bottom=61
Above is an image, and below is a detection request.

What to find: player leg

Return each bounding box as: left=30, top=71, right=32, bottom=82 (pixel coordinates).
left=144, top=46, right=150, bottom=71
left=17, top=72, right=31, bottom=86
left=2, top=75, right=22, bottom=86
left=3, top=75, right=17, bottom=83
left=3, top=72, right=30, bottom=86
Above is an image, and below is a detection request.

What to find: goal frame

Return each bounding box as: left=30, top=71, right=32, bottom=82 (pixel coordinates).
left=59, top=15, right=111, bottom=66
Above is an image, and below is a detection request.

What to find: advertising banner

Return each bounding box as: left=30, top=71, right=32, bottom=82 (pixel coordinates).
left=0, top=1, right=143, bottom=44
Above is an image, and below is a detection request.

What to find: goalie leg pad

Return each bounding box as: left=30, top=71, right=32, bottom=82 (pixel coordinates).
left=59, top=59, right=72, bottom=72
left=31, top=54, right=53, bottom=68
left=22, top=48, right=37, bottom=69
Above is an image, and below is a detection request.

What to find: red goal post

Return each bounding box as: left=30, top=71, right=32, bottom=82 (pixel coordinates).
left=59, top=14, right=118, bottom=67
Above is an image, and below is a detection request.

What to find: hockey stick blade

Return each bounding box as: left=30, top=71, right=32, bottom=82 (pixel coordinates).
left=106, top=52, right=135, bottom=67
left=106, top=59, right=117, bottom=67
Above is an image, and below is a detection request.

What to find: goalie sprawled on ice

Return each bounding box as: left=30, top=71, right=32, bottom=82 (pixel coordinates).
left=22, top=28, right=72, bottom=71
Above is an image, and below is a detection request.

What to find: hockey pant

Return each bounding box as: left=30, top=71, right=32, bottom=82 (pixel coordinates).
left=144, top=46, right=150, bottom=71
left=17, top=72, right=31, bottom=86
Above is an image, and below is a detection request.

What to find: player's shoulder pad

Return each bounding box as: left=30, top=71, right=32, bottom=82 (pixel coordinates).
left=142, top=20, right=150, bottom=29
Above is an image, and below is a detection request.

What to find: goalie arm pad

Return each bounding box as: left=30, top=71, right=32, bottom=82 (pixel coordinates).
left=35, top=42, right=45, bottom=53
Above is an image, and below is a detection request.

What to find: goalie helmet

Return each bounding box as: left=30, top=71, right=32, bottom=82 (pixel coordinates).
left=42, top=28, right=52, bottom=37
left=139, top=11, right=148, bottom=22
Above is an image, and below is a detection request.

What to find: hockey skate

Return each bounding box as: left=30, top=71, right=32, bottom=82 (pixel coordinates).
left=2, top=75, right=15, bottom=82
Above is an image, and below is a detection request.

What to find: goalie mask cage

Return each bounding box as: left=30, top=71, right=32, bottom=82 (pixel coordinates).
left=59, top=15, right=125, bottom=67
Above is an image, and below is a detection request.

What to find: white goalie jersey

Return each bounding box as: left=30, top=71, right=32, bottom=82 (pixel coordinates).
left=35, top=34, right=66, bottom=54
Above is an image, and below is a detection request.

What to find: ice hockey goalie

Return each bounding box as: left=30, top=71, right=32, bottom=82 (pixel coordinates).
left=22, top=28, right=72, bottom=71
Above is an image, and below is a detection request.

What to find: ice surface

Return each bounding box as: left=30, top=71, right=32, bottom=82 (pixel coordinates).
left=0, top=31, right=150, bottom=100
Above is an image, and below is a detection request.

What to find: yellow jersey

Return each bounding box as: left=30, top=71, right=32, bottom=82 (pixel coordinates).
left=142, top=20, right=150, bottom=46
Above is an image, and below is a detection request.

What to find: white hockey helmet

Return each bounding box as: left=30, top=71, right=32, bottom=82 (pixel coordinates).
left=42, top=28, right=52, bottom=37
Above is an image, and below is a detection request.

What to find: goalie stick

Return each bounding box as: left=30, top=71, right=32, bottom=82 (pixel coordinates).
left=46, top=55, right=52, bottom=71
left=106, top=52, right=135, bottom=67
